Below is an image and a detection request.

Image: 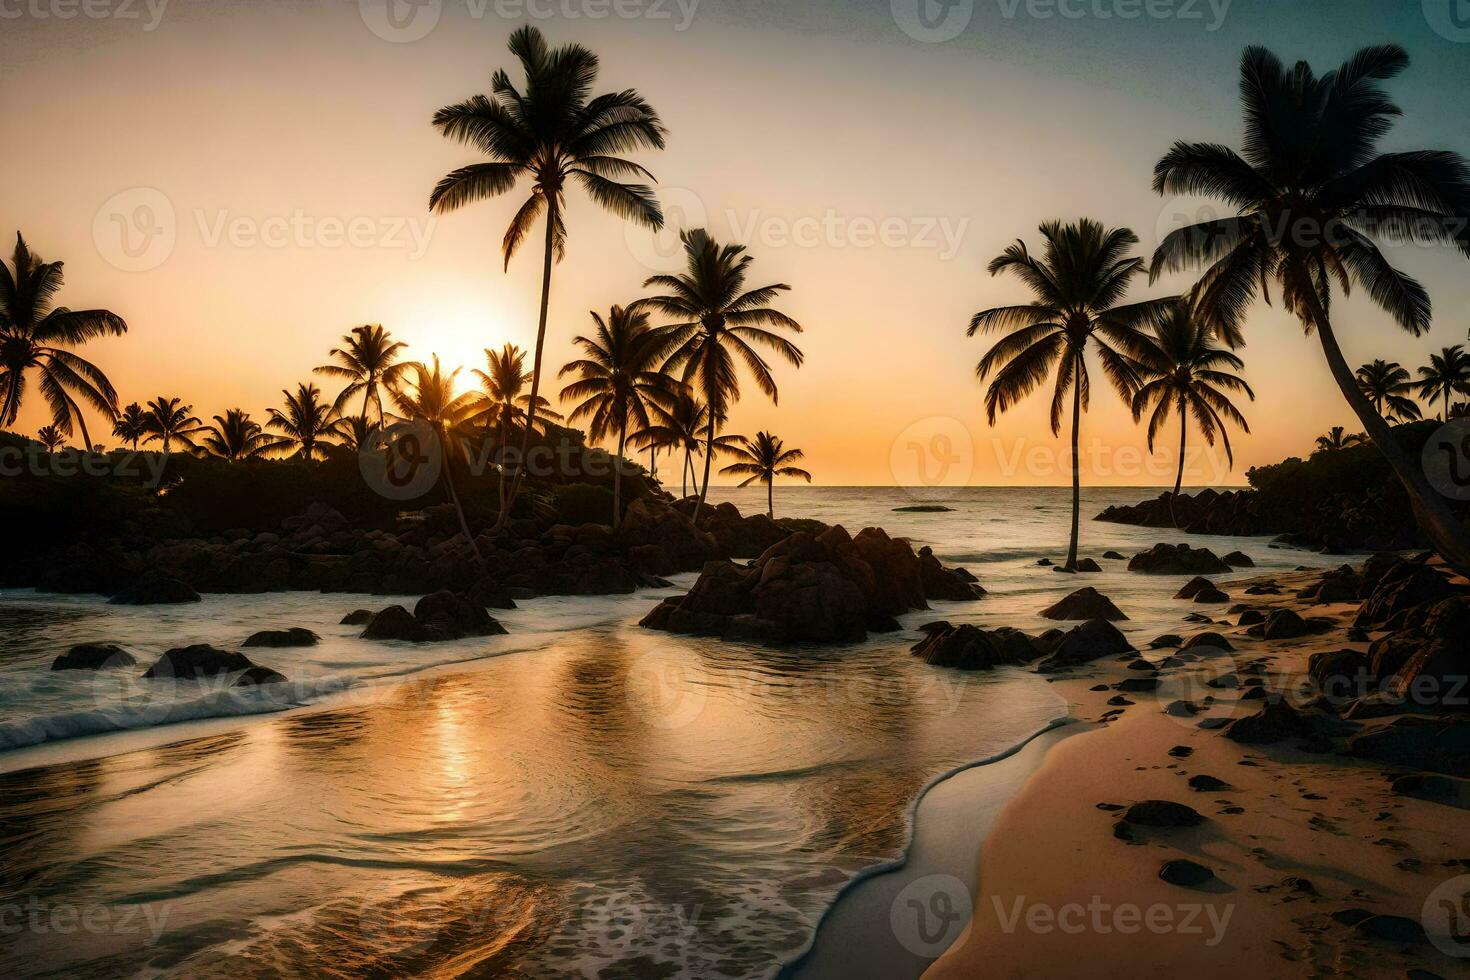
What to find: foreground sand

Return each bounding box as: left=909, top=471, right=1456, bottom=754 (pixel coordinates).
left=926, top=567, right=1470, bottom=979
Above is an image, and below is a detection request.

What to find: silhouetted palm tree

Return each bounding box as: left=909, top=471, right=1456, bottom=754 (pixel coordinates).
left=558, top=305, right=681, bottom=527
left=36, top=425, right=63, bottom=453
left=335, top=414, right=374, bottom=454
left=1316, top=426, right=1365, bottom=452
left=971, top=219, right=1174, bottom=569
left=430, top=25, right=666, bottom=530
left=1355, top=360, right=1422, bottom=423
left=1416, top=345, right=1470, bottom=421
left=639, top=229, right=804, bottom=521
left=315, top=324, right=412, bottom=423
left=0, top=234, right=127, bottom=448
left=203, top=409, right=276, bottom=461
left=628, top=393, right=736, bottom=499
left=112, top=402, right=147, bottom=450
left=718, top=431, right=812, bottom=518
left=1132, top=303, right=1254, bottom=527
left=267, top=383, right=340, bottom=462
left=467, top=342, right=563, bottom=511
left=391, top=356, right=480, bottom=557
left=1150, top=43, right=1470, bottom=574
left=141, top=397, right=204, bottom=453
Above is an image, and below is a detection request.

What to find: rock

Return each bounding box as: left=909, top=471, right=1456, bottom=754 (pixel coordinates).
left=1037, top=558, right=1054, bottom=567
left=1041, top=587, right=1128, bottom=622
left=1128, top=543, right=1233, bottom=575
left=1237, top=609, right=1265, bottom=626
left=1194, top=586, right=1231, bottom=603
left=1124, top=800, right=1204, bottom=827
left=1175, top=577, right=1218, bottom=600
left=911, top=624, right=1039, bottom=671
left=1391, top=773, right=1470, bottom=809
left=1159, top=859, right=1215, bottom=887
left=142, top=644, right=258, bottom=680
left=413, top=590, right=507, bottom=640
left=233, top=665, right=288, bottom=687
left=1188, top=774, right=1228, bottom=791
left=361, top=605, right=427, bottom=642
left=1038, top=619, right=1135, bottom=669
left=1348, top=717, right=1470, bottom=776
left=1165, top=700, right=1200, bottom=717
left=1075, top=558, right=1102, bottom=573
left=1223, top=551, right=1254, bottom=567
left=1107, top=695, right=1134, bottom=706
left=50, top=643, right=136, bottom=670
left=1225, top=698, right=1313, bottom=744
left=1198, top=717, right=1230, bottom=730
left=1258, top=608, right=1314, bottom=640
left=340, top=609, right=374, bottom=625
left=1308, top=649, right=1370, bottom=702
left=109, top=573, right=201, bottom=605
left=1330, top=908, right=1374, bottom=926
left=1150, top=633, right=1183, bottom=649
left=918, top=548, right=986, bottom=601
left=1103, top=551, right=1126, bottom=560
left=1353, top=914, right=1427, bottom=945
left=1366, top=596, right=1470, bottom=710
left=1356, top=559, right=1460, bottom=630
left=1181, top=632, right=1234, bottom=654
left=892, top=504, right=953, bottom=512
left=242, top=627, right=319, bottom=648
left=1167, top=745, right=1193, bottom=758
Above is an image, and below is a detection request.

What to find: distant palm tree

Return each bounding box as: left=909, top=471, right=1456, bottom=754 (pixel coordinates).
left=558, top=305, right=681, bottom=527
left=1150, top=43, right=1470, bottom=575
left=141, top=396, right=204, bottom=453
left=335, top=414, right=374, bottom=454
left=0, top=234, right=127, bottom=448
left=430, top=25, right=666, bottom=531
left=718, top=431, right=812, bottom=518
left=315, top=324, right=412, bottom=424
left=1316, top=426, right=1365, bottom=452
left=1131, top=303, right=1254, bottom=527
left=36, top=425, right=63, bottom=453
left=203, top=409, right=276, bottom=461
left=628, top=393, right=736, bottom=499
left=971, top=219, right=1174, bottom=570
left=1416, top=345, right=1470, bottom=421
left=1355, top=360, right=1422, bottom=423
left=391, top=355, right=480, bottom=557
left=467, top=342, right=563, bottom=511
left=112, top=402, right=147, bottom=450
left=267, top=383, right=340, bottom=462
left=639, top=229, right=804, bottom=522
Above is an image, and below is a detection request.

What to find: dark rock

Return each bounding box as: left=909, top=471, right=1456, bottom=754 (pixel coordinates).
left=1102, top=551, right=1126, bottom=560
left=1225, top=698, right=1313, bottom=745
left=1223, top=551, right=1254, bottom=567
left=1353, top=914, right=1427, bottom=944
left=340, top=609, right=374, bottom=625
left=1124, top=800, right=1204, bottom=827
left=233, top=665, right=288, bottom=687
left=1115, top=677, right=1159, bottom=692
left=109, top=573, right=201, bottom=605
left=51, top=643, right=136, bottom=671
left=1181, top=632, right=1234, bottom=654
left=1168, top=745, right=1193, bottom=758
left=1165, top=700, right=1200, bottom=717
left=1237, top=609, right=1265, bottom=626
left=1176, top=576, right=1219, bottom=600
left=911, top=624, right=1038, bottom=671
left=242, top=627, right=319, bottom=648
left=1075, top=558, right=1102, bottom=573
left=1356, top=559, right=1460, bottom=630
left=1193, top=586, right=1231, bottom=604
left=1159, top=859, right=1215, bottom=886
left=1308, top=649, right=1370, bottom=702
left=1188, top=774, right=1228, bottom=791
left=142, top=644, right=258, bottom=680
left=1107, top=695, right=1134, bottom=706
left=1041, top=587, right=1127, bottom=622
left=1391, top=773, right=1470, bottom=809
left=1330, top=908, right=1374, bottom=926
left=361, top=605, right=427, bottom=642
left=413, top=590, right=507, bottom=640
left=1348, top=717, right=1470, bottom=776
left=1039, top=619, right=1134, bottom=669
left=1150, top=634, right=1183, bottom=649
left=1037, top=558, right=1054, bottom=567
left=1366, top=596, right=1470, bottom=710
left=1128, top=543, right=1232, bottom=575
left=1257, top=608, right=1315, bottom=640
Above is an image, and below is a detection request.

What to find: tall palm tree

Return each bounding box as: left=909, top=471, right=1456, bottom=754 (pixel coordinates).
left=112, top=402, right=147, bottom=450
left=466, top=342, right=563, bottom=511
left=430, top=25, right=666, bottom=531
left=1355, top=359, right=1422, bottom=423
left=1316, top=426, right=1365, bottom=452
left=314, top=324, right=412, bottom=424
left=639, top=229, right=804, bottom=522
left=0, top=234, right=127, bottom=448
left=1131, top=302, right=1254, bottom=527
left=1416, top=345, right=1470, bottom=421
left=970, top=219, right=1175, bottom=570
left=141, top=397, right=204, bottom=453
left=266, top=383, right=340, bottom=462
left=558, top=305, right=681, bottom=527
left=203, top=409, right=276, bottom=461
left=718, top=431, right=812, bottom=518
left=628, top=393, right=735, bottom=499
left=36, top=425, right=63, bottom=453
left=391, top=356, right=481, bottom=557
left=1150, top=43, right=1470, bottom=575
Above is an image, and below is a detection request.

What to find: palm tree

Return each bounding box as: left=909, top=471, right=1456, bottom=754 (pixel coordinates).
left=335, top=414, right=375, bottom=454
left=1150, top=43, right=1470, bottom=575
left=36, top=425, right=63, bottom=453
left=141, top=396, right=204, bottom=453
left=466, top=342, right=563, bottom=511
left=1355, top=359, right=1422, bottom=423
left=628, top=393, right=734, bottom=499
left=639, top=229, right=804, bottom=522
left=558, top=305, right=681, bottom=527
left=112, top=402, right=147, bottom=450
left=391, top=356, right=481, bottom=557
left=0, top=234, right=127, bottom=448
left=266, top=383, right=340, bottom=462
left=1131, top=302, right=1254, bottom=527
left=1316, top=426, right=1365, bottom=452
left=203, top=409, right=276, bottom=461
left=718, top=431, right=812, bottom=518
left=1416, top=345, right=1470, bottom=421
left=430, top=25, right=666, bottom=531
left=970, top=219, right=1175, bottom=570
left=314, top=324, right=412, bottom=424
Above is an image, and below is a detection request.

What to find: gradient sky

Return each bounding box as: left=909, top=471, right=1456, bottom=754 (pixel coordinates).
left=3, top=0, right=1468, bottom=485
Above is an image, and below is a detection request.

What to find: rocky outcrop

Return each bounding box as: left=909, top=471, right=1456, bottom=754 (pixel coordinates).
left=340, top=609, right=374, bottom=625
left=1096, top=489, right=1268, bottom=536
left=911, top=623, right=1040, bottom=670
left=1041, top=587, right=1127, bottom=622
left=1348, top=716, right=1470, bottom=776
left=1249, top=608, right=1332, bottom=640
left=50, top=643, right=136, bottom=671
left=1127, top=543, right=1232, bottom=576
left=1224, top=697, right=1314, bottom=744
left=1038, top=619, right=1134, bottom=670
left=1363, top=596, right=1470, bottom=710
left=1355, top=557, right=1461, bottom=630
left=242, top=628, right=319, bottom=648
left=109, top=573, right=201, bottom=605
left=360, top=591, right=508, bottom=643
left=142, top=644, right=276, bottom=681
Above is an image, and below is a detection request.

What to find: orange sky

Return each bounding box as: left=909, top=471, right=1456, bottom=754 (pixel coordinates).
left=4, top=1, right=1468, bottom=485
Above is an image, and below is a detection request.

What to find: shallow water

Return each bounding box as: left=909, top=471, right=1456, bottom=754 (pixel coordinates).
left=0, top=486, right=1326, bottom=978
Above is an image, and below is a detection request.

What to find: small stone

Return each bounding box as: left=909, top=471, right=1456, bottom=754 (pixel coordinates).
left=1159, top=859, right=1215, bottom=887
left=1189, top=775, right=1228, bottom=791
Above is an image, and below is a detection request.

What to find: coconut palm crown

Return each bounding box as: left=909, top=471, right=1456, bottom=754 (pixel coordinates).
left=718, top=430, right=812, bottom=518
left=1354, top=359, right=1421, bottom=422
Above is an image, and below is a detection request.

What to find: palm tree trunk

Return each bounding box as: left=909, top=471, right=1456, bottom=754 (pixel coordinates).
left=1309, top=303, right=1470, bottom=577
left=614, top=421, right=627, bottom=529
left=1171, top=400, right=1187, bottom=530
left=495, top=413, right=509, bottom=516
left=361, top=387, right=372, bottom=425
left=495, top=200, right=558, bottom=533
left=1066, top=351, right=1082, bottom=570
left=440, top=432, right=483, bottom=562
left=648, top=444, right=656, bottom=481
left=694, top=409, right=715, bottom=524
left=767, top=477, right=773, bottom=519
left=682, top=447, right=692, bottom=499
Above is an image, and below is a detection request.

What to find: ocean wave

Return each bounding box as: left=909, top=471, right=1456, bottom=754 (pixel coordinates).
left=0, top=687, right=301, bottom=753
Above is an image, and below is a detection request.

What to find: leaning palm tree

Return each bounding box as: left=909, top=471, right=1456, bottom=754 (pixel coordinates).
left=718, top=431, right=812, bottom=518
left=639, top=229, right=804, bottom=521
left=112, top=402, right=147, bottom=450
left=430, top=25, right=666, bottom=531
left=1416, top=345, right=1470, bottom=421
left=0, top=234, right=127, bottom=448
left=558, top=305, right=681, bottom=527
left=1316, top=426, right=1365, bottom=453
left=314, top=324, right=412, bottom=424
left=203, top=408, right=276, bottom=461
left=36, top=425, right=64, bottom=453
left=1150, top=43, right=1470, bottom=574
left=1355, top=360, right=1422, bottom=423
left=466, top=342, right=563, bottom=511
left=1131, top=302, right=1254, bottom=527
left=266, top=383, right=340, bottom=462
left=971, top=219, right=1175, bottom=570
left=391, top=356, right=481, bottom=557
left=141, top=396, right=204, bottom=453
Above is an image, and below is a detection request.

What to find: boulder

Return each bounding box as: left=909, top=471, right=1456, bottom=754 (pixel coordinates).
left=1128, top=543, right=1232, bottom=575
left=1123, top=800, right=1204, bottom=827
left=1256, top=609, right=1313, bottom=640
left=413, top=590, right=508, bottom=640
left=242, top=627, right=319, bottom=648
left=918, top=547, right=986, bottom=601
left=360, top=605, right=427, bottom=642
left=1347, top=716, right=1470, bottom=776
left=1150, top=634, right=1183, bottom=649
left=109, top=573, right=201, bottom=605
left=233, top=665, right=289, bottom=687
left=1222, top=551, right=1254, bottom=568
left=1074, top=558, right=1102, bottom=573
left=911, top=624, right=1039, bottom=671
left=1353, top=915, right=1427, bottom=945
left=50, top=643, right=136, bottom=671
left=1237, top=609, right=1265, bottom=626
left=1041, top=587, right=1128, bottom=622
left=142, top=644, right=258, bottom=680
left=1181, top=632, right=1234, bottom=654
left=1308, top=649, right=1370, bottom=703
left=1039, top=619, right=1135, bottom=669
left=1174, top=577, right=1218, bottom=600
left=1391, top=772, right=1470, bottom=809
left=1103, top=551, right=1126, bottom=560
left=1225, top=698, right=1313, bottom=745
left=1194, top=586, right=1231, bottom=604
left=1159, top=859, right=1215, bottom=886
left=1365, top=596, right=1470, bottom=710
left=1356, top=558, right=1459, bottom=629
left=340, top=609, right=374, bottom=625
